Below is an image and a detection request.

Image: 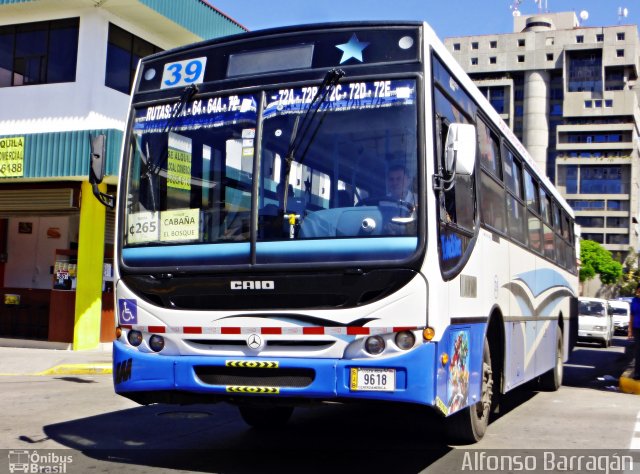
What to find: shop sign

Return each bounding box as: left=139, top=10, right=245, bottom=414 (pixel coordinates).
left=0, top=136, right=24, bottom=177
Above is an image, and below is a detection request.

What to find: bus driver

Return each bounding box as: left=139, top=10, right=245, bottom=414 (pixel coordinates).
left=385, top=163, right=417, bottom=235
left=387, top=163, right=417, bottom=207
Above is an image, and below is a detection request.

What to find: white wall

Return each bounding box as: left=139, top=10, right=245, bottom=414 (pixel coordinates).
left=0, top=5, right=189, bottom=136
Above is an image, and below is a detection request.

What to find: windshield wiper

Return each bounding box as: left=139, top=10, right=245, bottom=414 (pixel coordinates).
left=147, top=83, right=199, bottom=177
left=133, top=84, right=198, bottom=212
left=281, top=68, right=344, bottom=211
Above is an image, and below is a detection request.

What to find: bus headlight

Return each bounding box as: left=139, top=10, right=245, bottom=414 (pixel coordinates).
left=364, top=335, right=385, bottom=355
left=395, top=331, right=416, bottom=350
left=127, top=330, right=143, bottom=347
left=149, top=335, right=165, bottom=352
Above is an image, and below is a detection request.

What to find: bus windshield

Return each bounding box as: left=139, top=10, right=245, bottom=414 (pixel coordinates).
left=123, top=78, right=418, bottom=248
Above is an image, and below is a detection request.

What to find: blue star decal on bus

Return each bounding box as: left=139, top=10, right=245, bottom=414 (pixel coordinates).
left=336, top=34, right=370, bottom=64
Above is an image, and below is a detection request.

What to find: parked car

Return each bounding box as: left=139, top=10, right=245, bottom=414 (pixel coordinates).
left=609, top=299, right=631, bottom=335
left=578, top=297, right=613, bottom=347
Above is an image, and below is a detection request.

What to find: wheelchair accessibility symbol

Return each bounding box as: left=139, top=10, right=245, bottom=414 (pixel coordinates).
left=118, top=299, right=138, bottom=325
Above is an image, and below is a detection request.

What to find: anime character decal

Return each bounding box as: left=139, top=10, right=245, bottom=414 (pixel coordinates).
left=447, top=330, right=470, bottom=413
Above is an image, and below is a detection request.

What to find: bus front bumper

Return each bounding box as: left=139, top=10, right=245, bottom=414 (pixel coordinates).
left=113, top=339, right=437, bottom=406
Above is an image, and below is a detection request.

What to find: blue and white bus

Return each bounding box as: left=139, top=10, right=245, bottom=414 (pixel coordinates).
left=91, top=21, right=578, bottom=443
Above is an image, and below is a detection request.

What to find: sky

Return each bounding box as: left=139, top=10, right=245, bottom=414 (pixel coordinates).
left=212, top=0, right=639, bottom=40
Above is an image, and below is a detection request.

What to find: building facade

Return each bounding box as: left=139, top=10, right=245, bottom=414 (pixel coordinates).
left=445, top=12, right=640, bottom=261
left=0, top=0, right=244, bottom=349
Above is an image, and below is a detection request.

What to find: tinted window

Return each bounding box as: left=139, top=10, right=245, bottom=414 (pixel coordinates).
left=0, top=18, right=78, bottom=87
left=477, top=120, right=501, bottom=178
left=506, top=194, right=526, bottom=243
left=543, top=224, right=555, bottom=259
left=540, top=189, right=552, bottom=224
left=524, top=170, right=539, bottom=212
left=503, top=149, right=522, bottom=198
left=106, top=23, right=162, bottom=94
left=47, top=21, right=79, bottom=82
left=434, top=88, right=476, bottom=234
left=528, top=215, right=542, bottom=253
left=480, top=172, right=506, bottom=233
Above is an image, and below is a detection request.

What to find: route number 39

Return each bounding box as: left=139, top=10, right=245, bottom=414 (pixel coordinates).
left=161, top=57, right=207, bottom=89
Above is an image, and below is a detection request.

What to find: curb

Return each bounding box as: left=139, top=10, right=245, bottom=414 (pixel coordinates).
left=620, top=376, right=640, bottom=395
left=37, top=363, right=112, bottom=376
left=0, top=363, right=112, bottom=376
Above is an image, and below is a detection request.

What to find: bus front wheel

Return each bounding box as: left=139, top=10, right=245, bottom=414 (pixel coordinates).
left=238, top=404, right=294, bottom=429
left=444, top=339, right=493, bottom=444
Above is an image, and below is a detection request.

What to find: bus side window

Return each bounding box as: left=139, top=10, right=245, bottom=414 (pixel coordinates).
left=480, top=171, right=507, bottom=233
left=478, top=119, right=501, bottom=179
left=438, top=120, right=475, bottom=231
left=503, top=147, right=526, bottom=243
left=433, top=84, right=477, bottom=274
left=478, top=119, right=506, bottom=233
left=524, top=170, right=542, bottom=254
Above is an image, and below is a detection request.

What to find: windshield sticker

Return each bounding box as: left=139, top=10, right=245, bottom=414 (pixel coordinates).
left=167, top=132, right=192, bottom=191
left=263, top=79, right=415, bottom=119
left=242, top=128, right=255, bottom=139
left=134, top=95, right=258, bottom=133
left=127, top=212, right=159, bottom=244
left=160, top=208, right=200, bottom=242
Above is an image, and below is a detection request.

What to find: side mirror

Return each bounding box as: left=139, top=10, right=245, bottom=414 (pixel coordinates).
left=88, top=134, right=115, bottom=209
left=444, top=123, right=476, bottom=176
left=89, top=134, right=106, bottom=185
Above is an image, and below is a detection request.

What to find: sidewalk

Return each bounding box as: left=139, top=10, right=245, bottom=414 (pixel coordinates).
left=0, top=339, right=112, bottom=376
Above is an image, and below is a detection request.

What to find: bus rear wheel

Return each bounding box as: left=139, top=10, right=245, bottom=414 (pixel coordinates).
left=238, top=404, right=294, bottom=429
left=444, top=339, right=493, bottom=444
left=537, top=329, right=563, bottom=391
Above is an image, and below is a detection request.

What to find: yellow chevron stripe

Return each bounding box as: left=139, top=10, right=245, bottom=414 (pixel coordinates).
left=225, top=386, right=280, bottom=394
left=225, top=360, right=279, bottom=369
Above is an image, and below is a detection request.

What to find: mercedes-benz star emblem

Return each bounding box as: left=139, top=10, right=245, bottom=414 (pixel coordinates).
left=247, top=334, right=262, bottom=350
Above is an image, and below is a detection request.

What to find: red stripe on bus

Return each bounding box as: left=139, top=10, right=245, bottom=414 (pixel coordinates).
left=347, top=327, right=369, bottom=335
left=303, top=327, right=324, bottom=335
left=183, top=327, right=202, bottom=334
left=148, top=326, right=166, bottom=333
left=221, top=327, right=241, bottom=334
left=261, top=327, right=282, bottom=334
